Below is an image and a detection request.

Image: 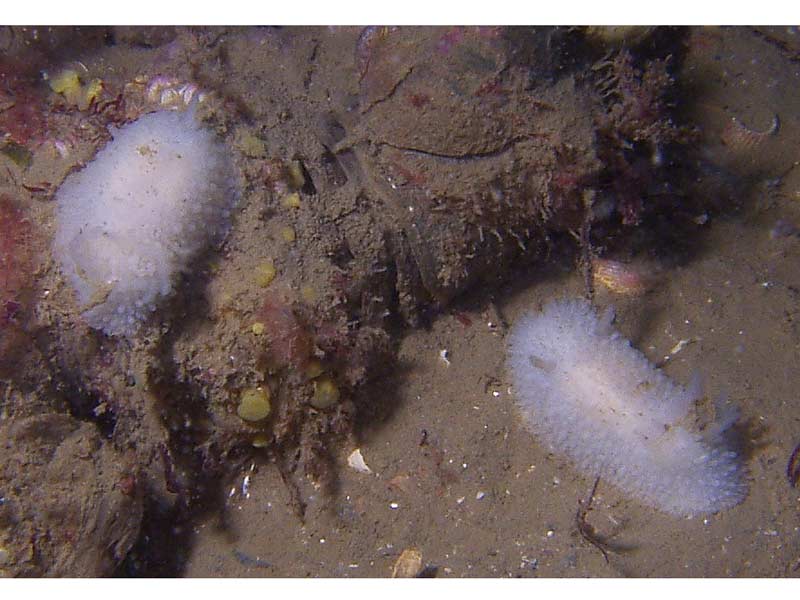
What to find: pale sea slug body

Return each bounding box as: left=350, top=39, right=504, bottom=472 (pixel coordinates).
left=506, top=298, right=748, bottom=517
left=54, top=107, right=237, bottom=336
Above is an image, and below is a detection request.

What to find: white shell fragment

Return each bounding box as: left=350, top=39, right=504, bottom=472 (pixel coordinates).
left=347, top=448, right=373, bottom=474
left=439, top=349, right=451, bottom=366
left=392, top=548, right=423, bottom=578
left=669, top=338, right=694, bottom=356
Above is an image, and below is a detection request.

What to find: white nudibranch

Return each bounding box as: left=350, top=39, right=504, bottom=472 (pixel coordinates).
left=506, top=298, right=748, bottom=517
left=54, top=106, right=237, bottom=336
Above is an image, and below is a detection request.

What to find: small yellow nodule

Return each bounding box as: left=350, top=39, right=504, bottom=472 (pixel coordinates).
left=310, top=377, right=340, bottom=410
left=254, top=260, right=276, bottom=287
left=252, top=434, right=270, bottom=448
left=280, top=226, right=296, bottom=243
left=282, top=192, right=301, bottom=209
left=305, top=359, right=324, bottom=380
left=237, top=387, right=271, bottom=422
left=49, top=69, right=84, bottom=105
left=49, top=69, right=80, bottom=94
left=83, top=79, right=104, bottom=106
left=287, top=160, right=305, bottom=190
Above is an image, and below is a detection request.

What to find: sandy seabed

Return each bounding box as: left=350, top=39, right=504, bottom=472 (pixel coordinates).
left=1, top=26, right=799, bottom=577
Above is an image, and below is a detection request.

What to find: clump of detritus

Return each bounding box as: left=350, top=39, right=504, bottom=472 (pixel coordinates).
left=595, top=50, right=676, bottom=145
left=545, top=144, right=602, bottom=231
left=0, top=195, right=39, bottom=376
left=0, top=55, right=50, bottom=165
left=256, top=289, right=315, bottom=373
left=591, top=49, right=694, bottom=226
left=236, top=286, right=392, bottom=515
